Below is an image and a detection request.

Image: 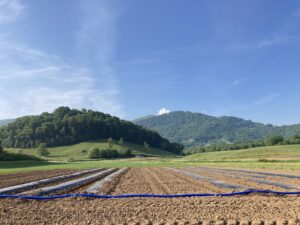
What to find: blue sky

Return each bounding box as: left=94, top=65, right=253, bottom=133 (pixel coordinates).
left=0, top=0, right=300, bottom=125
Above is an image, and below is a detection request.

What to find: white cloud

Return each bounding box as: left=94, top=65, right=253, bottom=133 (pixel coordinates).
left=157, top=107, right=171, bottom=115
left=255, top=93, right=280, bottom=106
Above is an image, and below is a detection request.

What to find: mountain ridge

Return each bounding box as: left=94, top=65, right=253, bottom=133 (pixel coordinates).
left=133, top=111, right=300, bottom=146
left=0, top=119, right=15, bottom=127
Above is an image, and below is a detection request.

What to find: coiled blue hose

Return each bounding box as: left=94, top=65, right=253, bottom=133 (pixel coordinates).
left=0, top=190, right=299, bottom=200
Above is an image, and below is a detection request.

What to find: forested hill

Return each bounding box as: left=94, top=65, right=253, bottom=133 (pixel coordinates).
left=133, top=111, right=300, bottom=146
left=0, top=107, right=183, bottom=154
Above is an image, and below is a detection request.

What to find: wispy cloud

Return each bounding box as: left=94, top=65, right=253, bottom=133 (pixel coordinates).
left=0, top=0, right=24, bottom=24
left=255, top=93, right=280, bottom=106
left=0, top=41, right=121, bottom=118
left=0, top=0, right=123, bottom=119
left=235, top=7, right=300, bottom=51
left=232, top=77, right=247, bottom=86
left=0, top=66, right=59, bottom=80
left=128, top=57, right=166, bottom=65
left=76, top=0, right=117, bottom=64
left=252, top=35, right=298, bottom=49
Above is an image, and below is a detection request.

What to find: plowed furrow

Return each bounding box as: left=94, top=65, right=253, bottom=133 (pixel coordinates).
left=191, top=167, right=300, bottom=191
left=185, top=167, right=285, bottom=191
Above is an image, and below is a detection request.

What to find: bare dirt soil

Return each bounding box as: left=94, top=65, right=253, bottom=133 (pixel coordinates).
left=0, top=167, right=299, bottom=225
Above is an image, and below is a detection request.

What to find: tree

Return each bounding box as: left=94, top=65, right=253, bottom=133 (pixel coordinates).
left=265, top=135, right=284, bottom=146
left=37, top=143, right=49, bottom=157
left=108, top=138, right=114, bottom=149
left=144, top=141, right=150, bottom=151
left=88, top=147, right=100, bottom=159
left=118, top=137, right=124, bottom=146
left=0, top=145, right=4, bottom=154
left=290, top=134, right=300, bottom=144
left=123, top=148, right=133, bottom=157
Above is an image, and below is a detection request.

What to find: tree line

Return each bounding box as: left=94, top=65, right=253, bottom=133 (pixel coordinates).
left=185, top=134, right=300, bottom=154
left=0, top=107, right=184, bottom=155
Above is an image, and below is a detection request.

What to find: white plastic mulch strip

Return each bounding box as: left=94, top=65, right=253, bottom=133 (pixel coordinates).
left=0, top=168, right=102, bottom=194
left=33, top=168, right=118, bottom=195
left=86, top=167, right=128, bottom=193
left=167, top=168, right=245, bottom=190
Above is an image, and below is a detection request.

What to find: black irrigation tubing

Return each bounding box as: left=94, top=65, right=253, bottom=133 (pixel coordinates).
left=0, top=190, right=299, bottom=200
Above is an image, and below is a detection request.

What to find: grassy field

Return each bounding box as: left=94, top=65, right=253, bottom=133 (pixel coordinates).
left=5, top=139, right=176, bottom=161
left=1, top=158, right=299, bottom=174
left=183, top=144, right=300, bottom=161
left=1, top=144, right=300, bottom=174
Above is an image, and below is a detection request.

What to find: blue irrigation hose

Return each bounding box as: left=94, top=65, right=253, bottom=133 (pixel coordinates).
left=0, top=190, right=299, bottom=200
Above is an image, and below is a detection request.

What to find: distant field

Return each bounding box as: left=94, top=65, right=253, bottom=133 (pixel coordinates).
left=1, top=143, right=300, bottom=174
left=183, top=144, right=300, bottom=161
left=1, top=158, right=300, bottom=174
left=5, top=139, right=176, bottom=161
left=0, top=158, right=186, bottom=174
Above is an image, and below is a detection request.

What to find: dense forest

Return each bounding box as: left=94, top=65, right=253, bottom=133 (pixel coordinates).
left=0, top=107, right=184, bottom=154
left=134, top=111, right=300, bottom=147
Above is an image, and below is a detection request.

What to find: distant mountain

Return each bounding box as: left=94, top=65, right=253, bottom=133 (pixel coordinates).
left=133, top=115, right=156, bottom=123
left=0, top=119, right=15, bottom=127
left=133, top=111, right=300, bottom=146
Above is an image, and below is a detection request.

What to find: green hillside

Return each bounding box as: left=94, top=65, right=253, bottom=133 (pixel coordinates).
left=5, top=139, right=176, bottom=161
left=0, top=107, right=183, bottom=155
left=183, top=144, right=300, bottom=161
left=134, top=111, right=300, bottom=146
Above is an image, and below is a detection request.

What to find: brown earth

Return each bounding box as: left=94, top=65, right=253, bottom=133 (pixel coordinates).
left=0, top=168, right=299, bottom=225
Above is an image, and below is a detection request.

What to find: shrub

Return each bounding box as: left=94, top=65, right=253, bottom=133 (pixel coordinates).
left=0, top=145, right=4, bottom=154
left=0, top=152, right=42, bottom=161
left=118, top=137, right=124, bottom=146
left=258, top=158, right=271, bottom=162
left=81, top=149, right=87, bottom=153
left=123, top=148, right=133, bottom=157
left=107, top=138, right=114, bottom=148
left=289, top=134, right=300, bottom=144
left=17, top=149, right=24, bottom=154
left=99, top=149, right=120, bottom=158
left=88, top=147, right=100, bottom=159
left=265, top=135, right=284, bottom=146
left=37, top=143, right=49, bottom=157
left=144, top=141, right=150, bottom=151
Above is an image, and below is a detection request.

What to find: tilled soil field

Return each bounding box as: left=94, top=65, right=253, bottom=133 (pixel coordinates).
left=0, top=167, right=299, bottom=224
